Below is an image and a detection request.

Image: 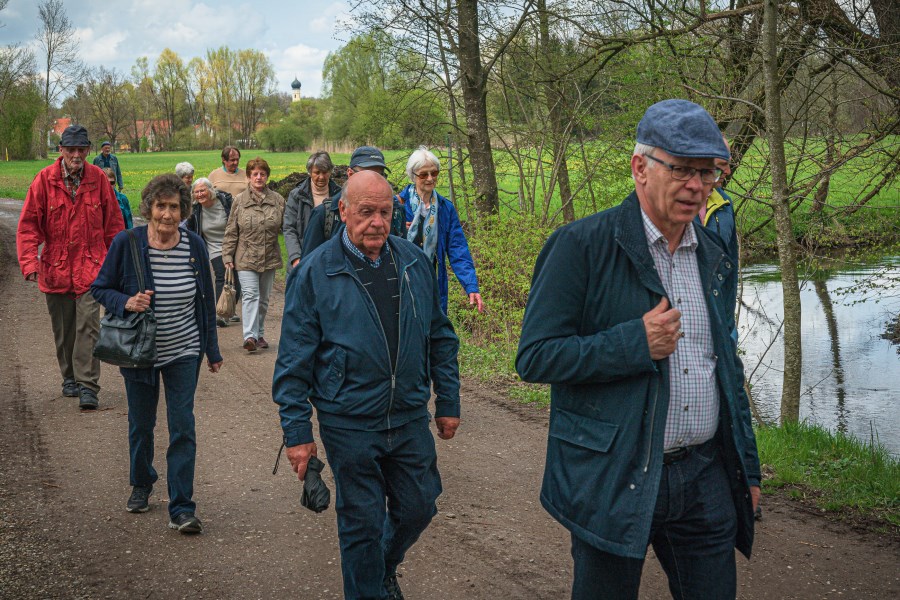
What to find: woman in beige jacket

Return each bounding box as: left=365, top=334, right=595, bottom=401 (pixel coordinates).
left=222, top=157, right=285, bottom=352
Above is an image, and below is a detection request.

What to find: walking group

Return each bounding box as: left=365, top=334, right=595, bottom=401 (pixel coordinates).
left=16, top=99, right=757, bottom=600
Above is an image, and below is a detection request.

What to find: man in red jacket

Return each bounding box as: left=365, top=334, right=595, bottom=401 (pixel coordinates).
left=17, top=125, right=125, bottom=409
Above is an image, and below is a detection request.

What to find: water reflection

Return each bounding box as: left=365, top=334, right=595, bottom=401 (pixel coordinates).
left=739, top=257, right=900, bottom=454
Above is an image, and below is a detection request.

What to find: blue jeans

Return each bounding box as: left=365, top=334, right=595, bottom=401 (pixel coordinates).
left=319, top=417, right=442, bottom=600
left=124, top=356, right=201, bottom=518
left=571, top=438, right=737, bottom=600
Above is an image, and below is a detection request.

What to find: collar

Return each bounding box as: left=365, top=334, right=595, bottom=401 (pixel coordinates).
left=61, top=159, right=83, bottom=180
left=639, top=207, right=698, bottom=252
left=341, top=228, right=389, bottom=268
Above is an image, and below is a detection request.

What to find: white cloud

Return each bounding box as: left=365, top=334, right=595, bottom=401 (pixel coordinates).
left=74, top=28, right=128, bottom=63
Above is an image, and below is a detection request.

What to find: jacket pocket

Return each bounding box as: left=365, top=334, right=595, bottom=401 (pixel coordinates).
left=316, top=346, right=346, bottom=402
left=549, top=408, right=619, bottom=453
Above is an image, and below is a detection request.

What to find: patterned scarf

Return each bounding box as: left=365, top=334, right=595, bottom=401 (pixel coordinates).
left=406, top=188, right=438, bottom=263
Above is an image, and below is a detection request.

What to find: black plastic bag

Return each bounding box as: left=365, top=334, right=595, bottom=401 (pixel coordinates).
left=301, top=456, right=331, bottom=513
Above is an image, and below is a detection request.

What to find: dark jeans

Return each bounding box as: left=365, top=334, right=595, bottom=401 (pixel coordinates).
left=123, top=356, right=202, bottom=518
left=319, top=417, right=442, bottom=600
left=571, top=438, right=737, bottom=600
left=210, top=255, right=241, bottom=308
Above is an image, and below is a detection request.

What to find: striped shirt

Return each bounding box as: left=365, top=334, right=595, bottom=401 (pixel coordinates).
left=640, top=209, right=719, bottom=450
left=148, top=232, right=201, bottom=367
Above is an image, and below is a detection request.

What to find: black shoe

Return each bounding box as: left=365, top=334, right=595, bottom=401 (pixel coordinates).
left=168, top=512, right=203, bottom=534
left=126, top=485, right=152, bottom=513
left=62, top=378, right=79, bottom=397
left=216, top=317, right=228, bottom=327
left=78, top=387, right=99, bottom=410
left=383, top=573, right=404, bottom=600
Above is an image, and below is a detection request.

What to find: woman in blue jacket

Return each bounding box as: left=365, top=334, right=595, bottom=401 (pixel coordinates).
left=92, top=174, right=223, bottom=535
left=399, top=146, right=483, bottom=314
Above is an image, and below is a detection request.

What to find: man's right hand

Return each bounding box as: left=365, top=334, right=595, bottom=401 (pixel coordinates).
left=25, top=272, right=37, bottom=282
left=643, top=297, right=682, bottom=360
left=286, top=442, right=318, bottom=481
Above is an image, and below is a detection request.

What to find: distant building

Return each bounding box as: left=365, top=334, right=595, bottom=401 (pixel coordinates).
left=291, top=77, right=302, bottom=103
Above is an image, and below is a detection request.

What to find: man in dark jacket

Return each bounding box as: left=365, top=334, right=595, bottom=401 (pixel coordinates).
left=93, top=141, right=124, bottom=191
left=273, top=171, right=460, bottom=600
left=17, top=125, right=125, bottom=409
left=300, top=146, right=407, bottom=258
left=516, top=99, right=760, bottom=599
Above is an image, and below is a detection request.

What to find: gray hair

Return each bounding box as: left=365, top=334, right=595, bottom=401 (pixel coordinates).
left=175, top=162, right=195, bottom=177
left=633, top=143, right=657, bottom=165
left=140, top=174, right=191, bottom=221
left=405, top=145, right=440, bottom=181
left=306, top=151, right=334, bottom=174
left=191, top=177, right=215, bottom=197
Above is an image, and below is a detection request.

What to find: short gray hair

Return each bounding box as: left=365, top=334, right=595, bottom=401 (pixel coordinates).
left=140, top=174, right=191, bottom=220
left=633, top=143, right=657, bottom=165
left=306, top=151, right=334, bottom=174
left=405, top=146, right=440, bottom=181
left=175, top=162, right=195, bottom=177
left=191, top=177, right=215, bottom=197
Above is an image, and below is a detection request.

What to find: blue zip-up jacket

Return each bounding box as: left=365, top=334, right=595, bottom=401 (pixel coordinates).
left=398, top=185, right=479, bottom=313
left=91, top=226, right=222, bottom=384
left=516, top=192, right=759, bottom=560
left=93, top=153, right=123, bottom=190
left=273, top=234, right=461, bottom=447
left=114, top=190, right=133, bottom=229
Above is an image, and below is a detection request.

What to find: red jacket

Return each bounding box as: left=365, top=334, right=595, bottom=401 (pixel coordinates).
left=17, top=159, right=125, bottom=296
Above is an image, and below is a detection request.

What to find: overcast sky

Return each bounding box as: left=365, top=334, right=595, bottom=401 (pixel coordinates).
left=0, top=0, right=355, bottom=98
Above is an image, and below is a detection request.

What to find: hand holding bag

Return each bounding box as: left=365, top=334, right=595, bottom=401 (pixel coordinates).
left=93, top=230, right=158, bottom=368
left=216, top=267, right=237, bottom=319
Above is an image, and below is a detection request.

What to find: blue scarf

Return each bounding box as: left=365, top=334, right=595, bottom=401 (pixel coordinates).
left=406, top=188, right=438, bottom=263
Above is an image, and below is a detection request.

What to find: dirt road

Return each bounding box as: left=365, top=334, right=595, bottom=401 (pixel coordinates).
left=0, top=198, right=897, bottom=599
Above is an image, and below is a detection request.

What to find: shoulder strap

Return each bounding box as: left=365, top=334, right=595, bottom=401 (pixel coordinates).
left=127, top=230, right=146, bottom=292
left=323, top=198, right=335, bottom=238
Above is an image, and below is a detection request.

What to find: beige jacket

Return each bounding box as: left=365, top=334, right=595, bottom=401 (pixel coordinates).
left=221, top=187, right=285, bottom=272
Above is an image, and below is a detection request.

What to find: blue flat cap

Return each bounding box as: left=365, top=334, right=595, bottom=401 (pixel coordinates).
left=100, top=140, right=111, bottom=147
left=637, top=100, right=729, bottom=161
left=350, top=146, right=390, bottom=171
left=59, top=125, right=91, bottom=147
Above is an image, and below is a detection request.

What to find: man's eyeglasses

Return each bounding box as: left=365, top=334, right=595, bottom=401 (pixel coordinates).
left=643, top=154, right=722, bottom=184
left=415, top=170, right=439, bottom=180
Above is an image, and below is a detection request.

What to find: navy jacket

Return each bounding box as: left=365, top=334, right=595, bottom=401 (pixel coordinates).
left=273, top=234, right=461, bottom=447
left=283, top=178, right=342, bottom=265
left=516, top=192, right=758, bottom=560
left=398, top=186, right=479, bottom=313
left=91, top=226, right=222, bottom=384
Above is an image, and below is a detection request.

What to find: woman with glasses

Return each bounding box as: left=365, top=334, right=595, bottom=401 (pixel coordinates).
left=399, top=146, right=483, bottom=314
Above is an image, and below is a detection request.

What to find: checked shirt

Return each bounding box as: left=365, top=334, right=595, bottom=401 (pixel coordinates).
left=640, top=209, right=720, bottom=451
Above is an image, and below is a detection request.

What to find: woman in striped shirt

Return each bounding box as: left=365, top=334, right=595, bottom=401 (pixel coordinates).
left=92, top=174, right=223, bottom=535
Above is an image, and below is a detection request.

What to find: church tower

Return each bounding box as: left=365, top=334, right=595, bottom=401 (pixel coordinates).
left=291, top=77, right=302, bottom=103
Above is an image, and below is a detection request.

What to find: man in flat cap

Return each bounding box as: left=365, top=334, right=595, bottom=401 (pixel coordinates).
left=517, top=99, right=760, bottom=599
left=17, top=124, right=125, bottom=409
left=93, top=140, right=124, bottom=191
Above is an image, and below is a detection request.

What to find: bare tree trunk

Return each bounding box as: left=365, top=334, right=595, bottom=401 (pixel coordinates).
left=763, top=0, right=803, bottom=422
left=812, top=77, right=838, bottom=213
left=538, top=0, right=574, bottom=223
left=457, top=0, right=500, bottom=216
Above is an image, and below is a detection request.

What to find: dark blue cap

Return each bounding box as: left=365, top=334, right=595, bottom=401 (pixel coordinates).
left=59, top=125, right=91, bottom=147
left=349, top=146, right=389, bottom=171
left=637, top=100, right=729, bottom=161
left=100, top=140, right=111, bottom=147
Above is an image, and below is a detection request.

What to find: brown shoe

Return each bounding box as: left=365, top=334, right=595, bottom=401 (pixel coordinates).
left=256, top=337, right=269, bottom=349
left=243, top=337, right=257, bottom=352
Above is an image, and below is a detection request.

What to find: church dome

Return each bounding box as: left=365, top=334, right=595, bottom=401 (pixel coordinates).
left=291, top=77, right=302, bottom=90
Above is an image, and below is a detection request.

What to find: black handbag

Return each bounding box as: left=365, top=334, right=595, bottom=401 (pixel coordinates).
left=93, top=230, right=158, bottom=368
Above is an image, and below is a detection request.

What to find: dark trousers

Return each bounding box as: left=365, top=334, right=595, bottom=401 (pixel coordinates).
left=571, top=438, right=737, bottom=600
left=123, top=356, right=201, bottom=518
left=319, top=417, right=442, bottom=600
left=45, top=291, right=101, bottom=391
left=210, top=255, right=240, bottom=305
